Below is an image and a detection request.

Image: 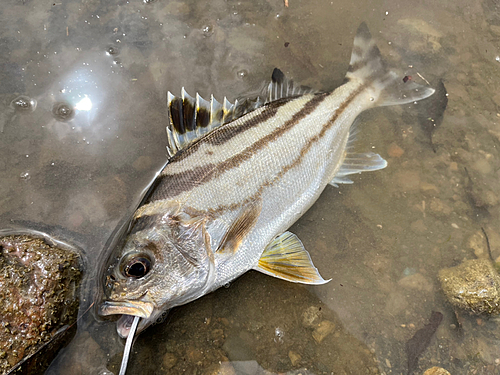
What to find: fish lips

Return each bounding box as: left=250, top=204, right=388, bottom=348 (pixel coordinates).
left=99, top=300, right=154, bottom=338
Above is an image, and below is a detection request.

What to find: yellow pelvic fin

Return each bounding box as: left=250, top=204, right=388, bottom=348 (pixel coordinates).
left=217, top=199, right=262, bottom=254
left=253, top=232, right=330, bottom=285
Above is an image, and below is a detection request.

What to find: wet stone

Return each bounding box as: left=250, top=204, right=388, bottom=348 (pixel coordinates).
left=0, top=234, right=81, bottom=375
left=398, top=272, right=434, bottom=293
left=439, top=259, right=500, bottom=315
left=288, top=350, right=301, bottom=366
left=467, top=230, right=488, bottom=259
left=312, top=320, right=335, bottom=344
left=387, top=143, right=405, bottom=158
left=423, top=367, right=452, bottom=375
left=162, top=352, right=177, bottom=370
left=302, top=305, right=322, bottom=328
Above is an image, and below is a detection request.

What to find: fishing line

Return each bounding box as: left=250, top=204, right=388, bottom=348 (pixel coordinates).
left=119, top=315, right=140, bottom=375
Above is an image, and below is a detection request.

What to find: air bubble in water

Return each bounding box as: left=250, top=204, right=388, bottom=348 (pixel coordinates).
left=11, top=96, right=37, bottom=112
left=106, top=46, right=119, bottom=56
left=237, top=69, right=248, bottom=79
left=52, top=102, right=74, bottom=122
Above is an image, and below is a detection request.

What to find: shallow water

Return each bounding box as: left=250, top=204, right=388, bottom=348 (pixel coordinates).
left=1, top=0, right=500, bottom=374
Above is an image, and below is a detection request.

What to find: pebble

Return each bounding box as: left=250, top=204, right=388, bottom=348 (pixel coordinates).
left=288, top=350, right=301, bottom=366
left=398, top=273, right=433, bottom=293
left=423, top=367, right=451, bottom=375
left=430, top=198, right=452, bottom=214
left=204, top=362, right=236, bottom=375
left=312, top=320, right=335, bottom=344
left=384, top=291, right=409, bottom=315
left=162, top=352, right=177, bottom=370
left=467, top=230, right=488, bottom=259
left=302, top=306, right=322, bottom=328
left=396, top=171, right=420, bottom=191
left=186, top=347, right=204, bottom=362
left=410, top=219, right=427, bottom=234
left=387, top=143, right=404, bottom=158
left=491, top=24, right=500, bottom=36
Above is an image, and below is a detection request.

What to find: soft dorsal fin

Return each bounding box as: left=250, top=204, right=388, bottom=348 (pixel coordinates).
left=264, top=68, right=315, bottom=103
left=253, top=232, right=330, bottom=285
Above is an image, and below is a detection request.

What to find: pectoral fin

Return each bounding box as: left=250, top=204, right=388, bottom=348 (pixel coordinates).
left=253, top=232, right=330, bottom=285
left=217, top=200, right=262, bottom=255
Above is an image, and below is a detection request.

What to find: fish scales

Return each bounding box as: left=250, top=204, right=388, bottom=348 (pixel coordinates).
left=99, top=23, right=435, bottom=343
left=137, top=84, right=368, bottom=280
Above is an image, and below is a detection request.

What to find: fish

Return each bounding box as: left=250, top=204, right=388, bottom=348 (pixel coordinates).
left=99, top=23, right=435, bottom=340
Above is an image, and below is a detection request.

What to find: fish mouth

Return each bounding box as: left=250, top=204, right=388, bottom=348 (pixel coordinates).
left=99, top=300, right=154, bottom=338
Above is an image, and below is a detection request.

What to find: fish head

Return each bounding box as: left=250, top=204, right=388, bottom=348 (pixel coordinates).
left=99, top=217, right=214, bottom=337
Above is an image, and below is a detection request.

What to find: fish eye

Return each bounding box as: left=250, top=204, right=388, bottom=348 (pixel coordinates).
left=122, top=255, right=152, bottom=278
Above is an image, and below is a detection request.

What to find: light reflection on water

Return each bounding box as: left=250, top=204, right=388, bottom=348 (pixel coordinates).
left=1, top=0, right=500, bottom=374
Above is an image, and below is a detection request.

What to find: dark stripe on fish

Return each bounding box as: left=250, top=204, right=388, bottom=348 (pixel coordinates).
left=148, top=93, right=328, bottom=201
left=206, top=98, right=290, bottom=146
left=205, top=84, right=367, bottom=215
left=259, top=85, right=366, bottom=192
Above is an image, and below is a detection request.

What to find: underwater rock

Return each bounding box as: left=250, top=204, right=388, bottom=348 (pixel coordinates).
left=302, top=306, right=322, bottom=329
left=438, top=259, right=500, bottom=315
left=312, top=320, right=335, bottom=344
left=0, top=234, right=81, bottom=375
left=423, top=367, right=451, bottom=375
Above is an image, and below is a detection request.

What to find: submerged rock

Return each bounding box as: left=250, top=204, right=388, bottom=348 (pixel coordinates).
left=0, top=234, right=81, bottom=375
left=438, top=259, right=500, bottom=315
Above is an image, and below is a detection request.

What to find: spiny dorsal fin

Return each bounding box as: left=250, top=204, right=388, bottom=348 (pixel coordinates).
left=166, top=89, right=265, bottom=157
left=253, top=232, right=330, bottom=285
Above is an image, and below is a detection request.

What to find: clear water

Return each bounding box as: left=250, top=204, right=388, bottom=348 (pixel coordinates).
left=1, top=0, right=500, bottom=374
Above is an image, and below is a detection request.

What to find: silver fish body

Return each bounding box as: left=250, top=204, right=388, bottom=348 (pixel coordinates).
left=100, top=23, right=435, bottom=337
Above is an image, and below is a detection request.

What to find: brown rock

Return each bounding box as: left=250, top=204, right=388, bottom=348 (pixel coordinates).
left=302, top=306, right=322, bottom=328
left=162, top=352, right=177, bottom=370
left=423, top=367, right=451, bottom=375
left=288, top=350, right=301, bottom=366
left=0, top=234, right=81, bottom=375
left=312, top=320, right=335, bottom=344
left=387, top=143, right=405, bottom=158
left=398, top=273, right=433, bottom=293
left=439, top=259, right=500, bottom=314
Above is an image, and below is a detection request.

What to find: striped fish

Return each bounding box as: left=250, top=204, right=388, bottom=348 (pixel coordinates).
left=99, top=23, right=435, bottom=339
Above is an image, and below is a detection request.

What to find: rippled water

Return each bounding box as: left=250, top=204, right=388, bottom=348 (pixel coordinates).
left=1, top=0, right=500, bottom=374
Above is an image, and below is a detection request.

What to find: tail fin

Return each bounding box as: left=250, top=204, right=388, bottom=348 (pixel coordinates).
left=346, top=22, right=435, bottom=106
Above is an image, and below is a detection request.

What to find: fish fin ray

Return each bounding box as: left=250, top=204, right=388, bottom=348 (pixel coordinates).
left=346, top=22, right=435, bottom=106
left=330, top=151, right=387, bottom=186
left=253, top=232, right=330, bottom=285
left=217, top=200, right=262, bottom=254
left=166, top=89, right=262, bottom=156
left=264, top=68, right=315, bottom=103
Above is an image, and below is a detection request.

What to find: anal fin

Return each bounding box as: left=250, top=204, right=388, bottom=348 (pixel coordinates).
left=329, top=152, right=387, bottom=187
left=253, top=232, right=329, bottom=285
